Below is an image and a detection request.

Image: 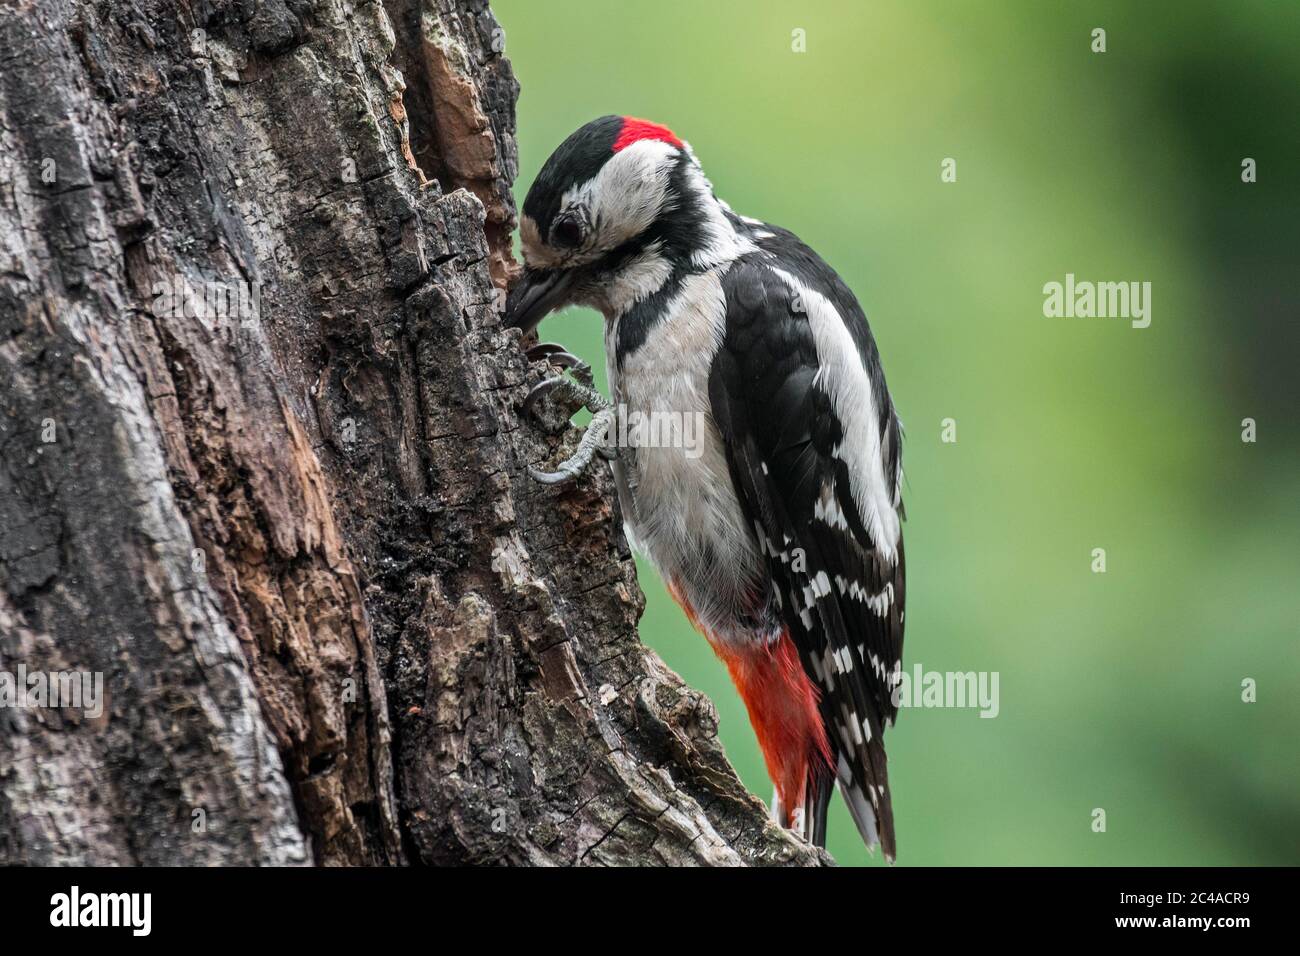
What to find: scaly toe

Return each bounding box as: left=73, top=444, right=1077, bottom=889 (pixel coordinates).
left=526, top=407, right=616, bottom=485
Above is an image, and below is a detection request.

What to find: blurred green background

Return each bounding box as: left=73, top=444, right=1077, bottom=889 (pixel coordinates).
left=493, top=0, right=1299, bottom=865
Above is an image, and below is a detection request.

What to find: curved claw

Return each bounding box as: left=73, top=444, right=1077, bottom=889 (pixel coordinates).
left=528, top=464, right=579, bottom=485
left=523, top=375, right=566, bottom=421
left=525, top=342, right=584, bottom=370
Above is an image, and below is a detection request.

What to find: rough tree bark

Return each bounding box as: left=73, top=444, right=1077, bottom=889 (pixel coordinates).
left=0, top=0, right=826, bottom=866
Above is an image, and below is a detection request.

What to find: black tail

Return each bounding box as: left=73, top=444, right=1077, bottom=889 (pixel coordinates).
left=806, top=764, right=836, bottom=848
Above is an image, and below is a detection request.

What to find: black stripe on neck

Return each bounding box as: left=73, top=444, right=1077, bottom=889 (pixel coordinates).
left=613, top=267, right=688, bottom=365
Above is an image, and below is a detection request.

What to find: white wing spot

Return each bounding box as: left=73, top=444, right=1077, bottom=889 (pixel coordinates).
left=812, top=571, right=832, bottom=598
left=844, top=705, right=864, bottom=746
left=866, top=582, right=895, bottom=616
left=813, top=484, right=850, bottom=531
left=836, top=722, right=854, bottom=752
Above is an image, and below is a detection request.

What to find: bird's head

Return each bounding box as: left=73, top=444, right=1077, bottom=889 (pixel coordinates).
left=504, top=115, right=732, bottom=334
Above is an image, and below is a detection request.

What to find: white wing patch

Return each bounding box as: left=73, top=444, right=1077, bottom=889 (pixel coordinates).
left=768, top=267, right=901, bottom=562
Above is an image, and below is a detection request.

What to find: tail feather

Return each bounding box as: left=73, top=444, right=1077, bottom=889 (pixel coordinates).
left=837, top=752, right=895, bottom=861
left=806, top=767, right=834, bottom=847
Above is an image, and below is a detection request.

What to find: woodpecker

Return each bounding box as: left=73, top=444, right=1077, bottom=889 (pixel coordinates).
left=505, top=116, right=906, bottom=859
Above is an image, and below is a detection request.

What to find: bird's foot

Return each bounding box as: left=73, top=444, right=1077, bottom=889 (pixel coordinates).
left=522, top=345, right=616, bottom=485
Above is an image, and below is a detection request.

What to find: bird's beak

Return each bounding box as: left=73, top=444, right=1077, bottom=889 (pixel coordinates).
left=502, top=267, right=575, bottom=337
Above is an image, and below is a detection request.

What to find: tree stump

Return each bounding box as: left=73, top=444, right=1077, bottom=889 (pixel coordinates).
left=0, top=0, right=825, bottom=867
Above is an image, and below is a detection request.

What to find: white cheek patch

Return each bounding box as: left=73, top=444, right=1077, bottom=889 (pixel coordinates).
left=600, top=245, right=673, bottom=316
left=562, top=139, right=678, bottom=256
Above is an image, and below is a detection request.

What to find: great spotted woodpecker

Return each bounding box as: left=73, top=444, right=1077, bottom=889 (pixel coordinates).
left=505, top=116, right=906, bottom=859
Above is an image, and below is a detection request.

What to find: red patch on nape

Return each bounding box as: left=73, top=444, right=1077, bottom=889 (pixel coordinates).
left=612, top=116, right=683, bottom=153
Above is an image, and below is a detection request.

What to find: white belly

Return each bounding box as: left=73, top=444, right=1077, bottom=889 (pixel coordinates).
left=606, top=271, right=770, bottom=645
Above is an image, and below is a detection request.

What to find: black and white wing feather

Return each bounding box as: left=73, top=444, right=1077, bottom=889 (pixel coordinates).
left=709, top=244, right=905, bottom=858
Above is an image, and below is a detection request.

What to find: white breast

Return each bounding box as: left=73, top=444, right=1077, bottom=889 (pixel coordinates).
left=607, top=270, right=768, bottom=645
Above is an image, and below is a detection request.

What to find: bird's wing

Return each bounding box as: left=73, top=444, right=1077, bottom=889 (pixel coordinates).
left=708, top=254, right=905, bottom=858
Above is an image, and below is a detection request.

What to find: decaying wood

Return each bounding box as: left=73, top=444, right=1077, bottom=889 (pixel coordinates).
left=0, top=0, right=827, bottom=866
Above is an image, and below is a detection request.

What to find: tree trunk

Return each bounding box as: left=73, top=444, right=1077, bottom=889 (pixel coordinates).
left=0, top=0, right=825, bottom=866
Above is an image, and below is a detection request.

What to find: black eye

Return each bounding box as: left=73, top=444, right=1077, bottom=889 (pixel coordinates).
left=551, top=217, right=583, bottom=249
